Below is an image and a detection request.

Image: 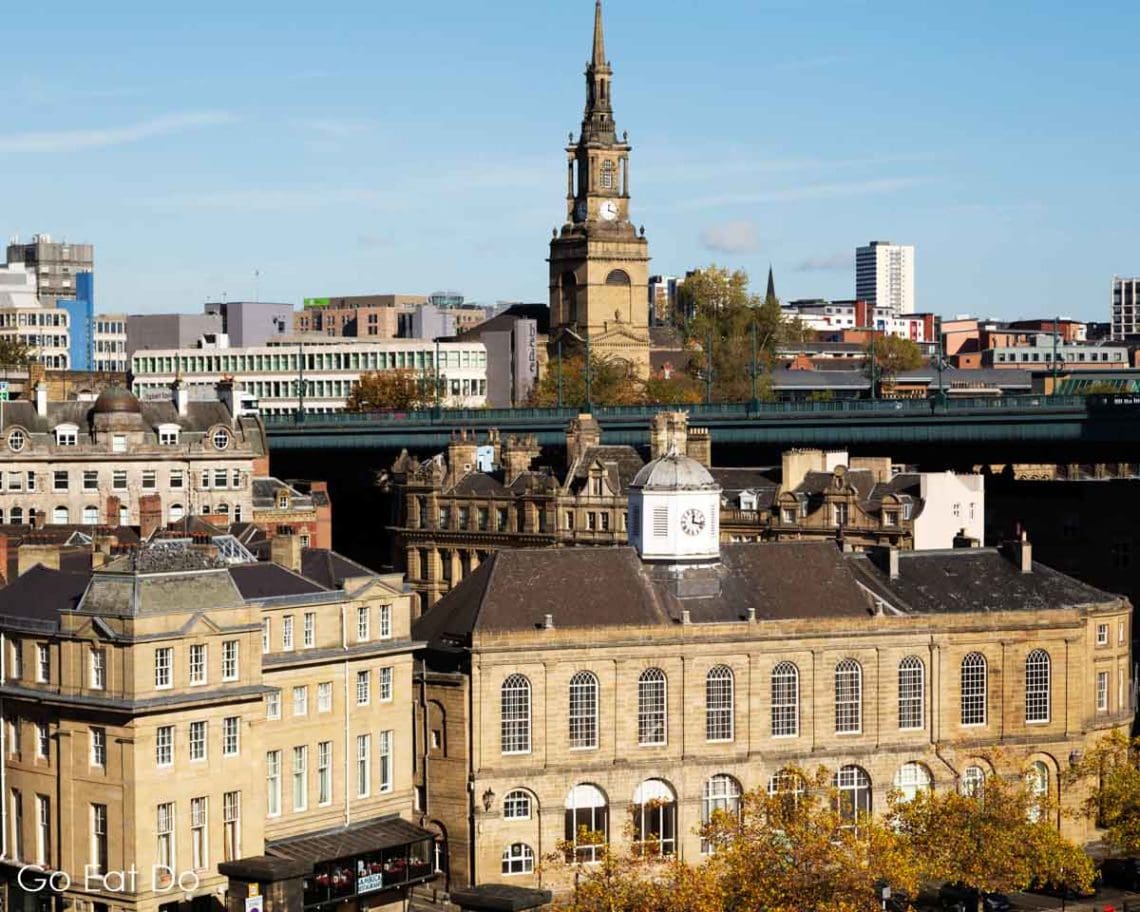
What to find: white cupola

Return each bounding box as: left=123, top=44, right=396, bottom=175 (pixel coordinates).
left=629, top=449, right=721, bottom=563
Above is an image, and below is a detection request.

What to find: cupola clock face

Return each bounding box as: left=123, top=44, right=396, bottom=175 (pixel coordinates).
left=680, top=508, right=706, bottom=537
left=600, top=200, right=618, bottom=221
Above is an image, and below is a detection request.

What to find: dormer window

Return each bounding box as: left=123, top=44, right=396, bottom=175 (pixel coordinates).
left=212, top=428, right=230, bottom=450
left=278, top=494, right=289, bottom=510
left=590, top=476, right=604, bottom=497
left=157, top=425, right=180, bottom=446
left=54, top=424, right=78, bottom=447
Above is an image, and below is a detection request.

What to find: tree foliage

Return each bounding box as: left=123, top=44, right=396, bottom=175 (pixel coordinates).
left=865, top=335, right=926, bottom=378
left=529, top=354, right=645, bottom=408
left=0, top=335, right=35, bottom=371
left=346, top=368, right=435, bottom=411
left=678, top=265, right=790, bottom=403
left=1068, top=731, right=1140, bottom=854
left=889, top=761, right=1095, bottom=907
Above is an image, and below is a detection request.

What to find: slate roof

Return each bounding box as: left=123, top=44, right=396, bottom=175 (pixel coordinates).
left=300, top=549, right=378, bottom=590
left=566, top=445, right=645, bottom=494
left=0, top=566, right=90, bottom=630
left=414, top=541, right=1122, bottom=650
left=449, top=473, right=511, bottom=497
left=710, top=467, right=778, bottom=509
left=251, top=477, right=316, bottom=510
left=413, top=542, right=875, bottom=646
left=849, top=548, right=1117, bottom=613
left=229, top=563, right=329, bottom=599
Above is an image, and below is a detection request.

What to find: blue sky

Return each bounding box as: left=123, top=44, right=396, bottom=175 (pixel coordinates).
left=2, top=0, right=1138, bottom=321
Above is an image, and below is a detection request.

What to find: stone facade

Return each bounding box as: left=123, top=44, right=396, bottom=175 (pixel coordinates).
left=411, top=450, right=1133, bottom=892
left=0, top=542, right=425, bottom=912
left=0, top=383, right=267, bottom=534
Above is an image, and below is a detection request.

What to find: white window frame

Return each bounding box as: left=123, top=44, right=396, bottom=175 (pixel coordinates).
left=379, top=666, right=393, bottom=702
left=266, top=751, right=281, bottom=817
left=156, top=725, right=174, bottom=767
left=190, top=796, right=208, bottom=870
left=282, top=616, right=294, bottom=651
left=292, top=746, right=308, bottom=811
left=898, top=656, right=925, bottom=731
left=266, top=691, right=281, bottom=720
left=500, top=674, right=532, bottom=755
left=637, top=668, right=667, bottom=746
left=223, top=717, right=240, bottom=756
left=835, top=659, right=863, bottom=735
left=189, top=643, right=207, bottom=686
left=356, top=670, right=371, bottom=706
left=189, top=721, right=207, bottom=761
left=317, top=681, right=333, bottom=713
left=1096, top=671, right=1109, bottom=712
left=293, top=685, right=308, bottom=717
left=154, top=647, right=173, bottom=690
left=379, top=730, right=393, bottom=793
left=379, top=604, right=392, bottom=639
left=771, top=661, right=800, bottom=738
left=90, top=727, right=106, bottom=767
left=705, top=665, right=735, bottom=742
left=357, top=606, right=370, bottom=642
left=303, top=612, right=315, bottom=648
left=356, top=734, right=371, bottom=797
left=1025, top=649, right=1051, bottom=724
left=222, top=640, right=239, bottom=681
left=568, top=671, right=599, bottom=750
left=317, top=742, right=332, bottom=806
left=960, top=652, right=987, bottom=726
left=223, top=791, right=241, bottom=861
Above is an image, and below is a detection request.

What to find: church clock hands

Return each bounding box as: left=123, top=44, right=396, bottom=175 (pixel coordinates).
left=680, top=508, right=706, bottom=536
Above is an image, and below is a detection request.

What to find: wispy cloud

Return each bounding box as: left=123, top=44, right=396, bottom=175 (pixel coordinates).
left=794, top=252, right=853, bottom=272
left=140, top=186, right=393, bottom=212
left=295, top=118, right=378, bottom=138
left=699, top=220, right=761, bottom=255
left=674, top=176, right=930, bottom=212
left=357, top=234, right=395, bottom=249
left=0, top=112, right=236, bottom=153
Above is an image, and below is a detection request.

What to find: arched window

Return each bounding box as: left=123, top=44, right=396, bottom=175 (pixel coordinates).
left=52, top=506, right=68, bottom=525
left=10, top=507, right=23, bottom=525
left=898, top=656, right=925, bottom=730
left=169, top=504, right=184, bottom=522
left=118, top=505, right=129, bottom=525
left=637, top=668, right=667, bottom=746
left=893, top=762, right=933, bottom=802
left=768, top=768, right=807, bottom=800
left=632, top=779, right=676, bottom=857
left=605, top=269, right=631, bottom=286
left=1025, top=650, right=1051, bottom=724
left=701, top=775, right=742, bottom=854
left=564, top=784, right=608, bottom=863
left=82, top=506, right=98, bottom=525
left=834, top=765, right=872, bottom=828
left=568, top=671, right=599, bottom=749
left=500, top=674, right=531, bottom=755
left=771, top=662, right=799, bottom=737
left=1027, top=761, right=1049, bottom=821
left=835, top=659, right=862, bottom=734
left=705, top=665, right=734, bottom=742
left=961, top=764, right=986, bottom=798
left=960, top=653, right=987, bottom=726
left=216, top=503, right=230, bottom=517
left=503, top=790, right=533, bottom=821
left=501, top=843, right=534, bottom=875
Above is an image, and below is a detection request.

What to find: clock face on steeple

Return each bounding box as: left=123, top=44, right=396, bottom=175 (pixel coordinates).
left=600, top=200, right=618, bottom=221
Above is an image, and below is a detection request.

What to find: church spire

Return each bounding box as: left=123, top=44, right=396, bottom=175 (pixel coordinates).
left=581, top=0, right=616, bottom=144
left=592, top=0, right=606, bottom=69
left=766, top=265, right=778, bottom=306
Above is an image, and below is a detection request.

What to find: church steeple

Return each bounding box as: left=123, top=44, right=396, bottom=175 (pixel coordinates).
left=582, top=0, right=616, bottom=144
left=592, top=0, right=606, bottom=69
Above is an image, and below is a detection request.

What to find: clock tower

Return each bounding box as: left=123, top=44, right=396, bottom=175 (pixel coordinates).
left=549, top=0, right=651, bottom=377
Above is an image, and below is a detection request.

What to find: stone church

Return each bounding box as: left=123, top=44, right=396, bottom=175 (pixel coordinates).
left=549, top=0, right=652, bottom=378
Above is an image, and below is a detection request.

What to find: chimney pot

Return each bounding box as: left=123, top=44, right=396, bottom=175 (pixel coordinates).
left=681, top=608, right=692, bottom=626
left=543, top=613, right=554, bottom=630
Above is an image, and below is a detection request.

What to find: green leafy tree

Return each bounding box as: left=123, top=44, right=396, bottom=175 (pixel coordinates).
left=346, top=368, right=435, bottom=411
left=679, top=265, right=788, bottom=403
left=865, top=335, right=925, bottom=379
left=530, top=353, right=645, bottom=407
left=0, top=335, right=35, bottom=371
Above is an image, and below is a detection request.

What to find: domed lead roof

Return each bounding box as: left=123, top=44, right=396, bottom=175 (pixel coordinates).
left=92, top=386, right=142, bottom=415
left=631, top=452, right=719, bottom=491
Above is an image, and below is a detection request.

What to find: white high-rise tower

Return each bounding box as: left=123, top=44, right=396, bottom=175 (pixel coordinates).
left=856, top=240, right=915, bottom=315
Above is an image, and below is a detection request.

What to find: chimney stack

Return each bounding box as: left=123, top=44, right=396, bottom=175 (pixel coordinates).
left=172, top=377, right=189, bottom=416
left=888, top=547, right=900, bottom=580
left=270, top=534, right=304, bottom=574
left=543, top=613, right=555, bottom=630
left=1005, top=529, right=1033, bottom=574
left=34, top=381, right=48, bottom=418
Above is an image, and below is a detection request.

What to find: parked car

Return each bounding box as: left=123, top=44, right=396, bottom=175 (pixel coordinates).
left=938, top=883, right=1013, bottom=912
left=1028, top=873, right=1099, bottom=900
left=1100, top=857, right=1140, bottom=891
